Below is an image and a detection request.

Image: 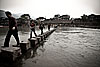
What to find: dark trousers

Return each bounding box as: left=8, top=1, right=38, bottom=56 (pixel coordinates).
left=39, top=26, right=43, bottom=35
left=4, top=30, right=20, bottom=47
left=30, top=28, right=37, bottom=38
left=40, top=28, right=43, bottom=35
left=48, top=27, right=50, bottom=31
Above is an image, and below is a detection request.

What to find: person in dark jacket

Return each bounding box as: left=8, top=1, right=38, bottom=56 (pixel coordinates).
left=48, top=24, right=51, bottom=31
left=39, top=22, right=44, bottom=35
left=4, top=11, right=20, bottom=47
left=30, top=20, right=37, bottom=38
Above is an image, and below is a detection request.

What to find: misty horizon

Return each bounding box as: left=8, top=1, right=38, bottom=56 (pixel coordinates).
left=0, top=0, right=100, bottom=19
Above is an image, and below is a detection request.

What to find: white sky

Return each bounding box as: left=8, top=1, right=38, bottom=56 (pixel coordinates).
left=0, top=0, right=100, bottom=19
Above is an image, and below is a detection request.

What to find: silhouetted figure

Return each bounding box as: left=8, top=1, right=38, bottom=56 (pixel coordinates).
left=30, top=20, right=37, bottom=38
left=4, top=11, right=20, bottom=47
left=48, top=24, right=51, bottom=31
left=71, top=21, right=73, bottom=24
left=39, top=22, right=44, bottom=35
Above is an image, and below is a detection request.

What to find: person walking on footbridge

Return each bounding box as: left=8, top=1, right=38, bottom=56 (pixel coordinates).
left=30, top=20, right=37, bottom=38
left=48, top=24, right=51, bottom=31
left=39, top=22, right=44, bottom=35
left=4, top=11, right=20, bottom=47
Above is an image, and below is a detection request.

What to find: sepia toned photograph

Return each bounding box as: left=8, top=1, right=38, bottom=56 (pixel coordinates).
left=0, top=0, right=100, bottom=67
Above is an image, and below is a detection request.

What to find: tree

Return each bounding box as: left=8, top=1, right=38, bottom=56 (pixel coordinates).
left=54, top=14, right=60, bottom=19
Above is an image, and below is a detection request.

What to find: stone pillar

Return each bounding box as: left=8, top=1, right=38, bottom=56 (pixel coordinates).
left=20, top=41, right=30, bottom=54
left=40, top=35, right=44, bottom=41
left=0, top=47, right=21, bottom=62
left=36, top=37, right=41, bottom=44
left=43, top=33, right=47, bottom=39
left=29, top=38, right=37, bottom=48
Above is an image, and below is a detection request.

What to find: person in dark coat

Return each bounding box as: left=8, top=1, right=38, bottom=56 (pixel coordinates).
left=30, top=20, right=37, bottom=38
left=39, top=22, right=44, bottom=35
left=48, top=24, right=51, bottom=31
left=4, top=11, right=20, bottom=47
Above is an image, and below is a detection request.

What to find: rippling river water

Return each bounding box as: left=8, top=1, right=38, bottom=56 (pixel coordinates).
left=0, top=27, right=100, bottom=67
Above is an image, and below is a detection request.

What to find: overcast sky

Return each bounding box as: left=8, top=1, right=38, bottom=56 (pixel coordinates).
left=0, top=0, right=100, bottom=19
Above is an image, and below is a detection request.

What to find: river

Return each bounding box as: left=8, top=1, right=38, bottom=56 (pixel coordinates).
left=0, top=27, right=100, bottom=67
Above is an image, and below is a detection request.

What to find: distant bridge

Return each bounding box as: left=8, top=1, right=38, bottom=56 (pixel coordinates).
left=43, top=20, right=72, bottom=24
